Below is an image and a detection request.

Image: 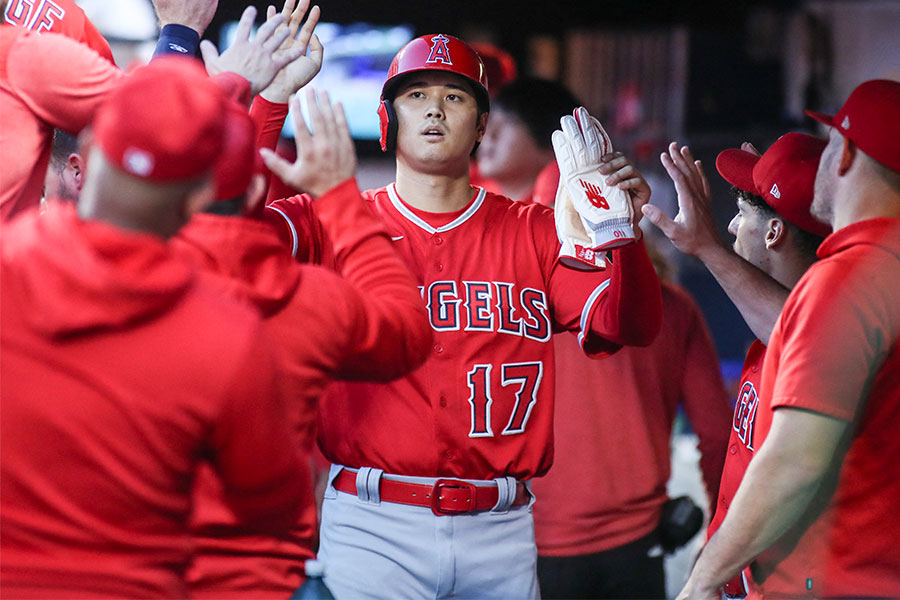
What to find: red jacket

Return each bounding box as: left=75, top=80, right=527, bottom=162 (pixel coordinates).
left=0, top=205, right=306, bottom=598
left=172, top=179, right=433, bottom=598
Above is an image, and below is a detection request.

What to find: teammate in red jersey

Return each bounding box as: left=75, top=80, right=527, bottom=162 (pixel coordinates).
left=644, top=132, right=830, bottom=598
left=3, top=0, right=114, bottom=62
left=0, top=1, right=306, bottom=221
left=262, top=33, right=662, bottom=598
left=669, top=80, right=900, bottom=600
left=0, top=56, right=306, bottom=599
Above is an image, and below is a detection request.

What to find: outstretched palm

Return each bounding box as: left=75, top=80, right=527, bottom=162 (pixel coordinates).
left=261, top=0, right=324, bottom=103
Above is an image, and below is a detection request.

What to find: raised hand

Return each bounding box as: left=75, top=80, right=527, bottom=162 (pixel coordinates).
left=200, top=6, right=307, bottom=96
left=260, top=0, right=324, bottom=103
left=641, top=142, right=727, bottom=259
left=260, top=88, right=356, bottom=198
left=152, top=0, right=218, bottom=35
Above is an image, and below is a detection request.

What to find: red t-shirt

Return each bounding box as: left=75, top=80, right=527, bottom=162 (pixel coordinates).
left=0, top=205, right=306, bottom=598
left=173, top=180, right=433, bottom=598
left=748, top=217, right=900, bottom=598
left=298, top=183, right=662, bottom=481
left=533, top=281, right=731, bottom=555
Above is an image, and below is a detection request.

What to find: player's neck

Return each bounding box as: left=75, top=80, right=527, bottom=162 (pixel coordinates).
left=395, top=164, right=475, bottom=213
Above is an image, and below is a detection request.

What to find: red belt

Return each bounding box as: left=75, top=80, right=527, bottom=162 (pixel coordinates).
left=332, top=469, right=530, bottom=516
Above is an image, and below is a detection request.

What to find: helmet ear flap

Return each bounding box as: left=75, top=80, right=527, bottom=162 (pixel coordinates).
left=378, top=99, right=398, bottom=152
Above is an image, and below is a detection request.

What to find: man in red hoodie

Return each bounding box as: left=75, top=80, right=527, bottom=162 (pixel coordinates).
left=172, top=91, right=433, bottom=599
left=0, top=57, right=307, bottom=599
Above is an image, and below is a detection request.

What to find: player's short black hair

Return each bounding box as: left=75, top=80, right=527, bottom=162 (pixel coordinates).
left=729, top=186, right=824, bottom=258
left=48, top=130, right=79, bottom=172
left=492, top=78, right=581, bottom=150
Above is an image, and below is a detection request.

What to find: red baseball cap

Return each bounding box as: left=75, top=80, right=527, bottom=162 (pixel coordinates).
left=93, top=56, right=225, bottom=182
left=716, top=132, right=831, bottom=237
left=214, top=101, right=257, bottom=201
left=805, top=79, right=900, bottom=173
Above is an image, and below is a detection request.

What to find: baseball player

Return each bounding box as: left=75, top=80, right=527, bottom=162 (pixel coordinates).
left=0, top=57, right=307, bottom=599
left=0, top=2, right=305, bottom=221
left=665, top=80, right=900, bottom=599
left=262, top=33, right=663, bottom=598
left=643, top=132, right=830, bottom=597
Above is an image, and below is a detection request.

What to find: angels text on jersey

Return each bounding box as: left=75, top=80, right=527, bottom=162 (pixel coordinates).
left=419, top=280, right=551, bottom=342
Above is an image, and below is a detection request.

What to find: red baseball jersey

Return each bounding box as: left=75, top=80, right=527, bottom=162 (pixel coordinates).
left=0, top=26, right=120, bottom=220
left=707, top=338, right=766, bottom=596
left=173, top=179, right=432, bottom=598
left=748, top=217, right=900, bottom=598
left=269, top=183, right=662, bottom=481
left=4, top=0, right=115, bottom=63
left=0, top=205, right=306, bottom=598
left=533, top=281, right=730, bottom=556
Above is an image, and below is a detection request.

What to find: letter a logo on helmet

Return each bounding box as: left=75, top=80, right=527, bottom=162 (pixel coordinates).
left=377, top=34, right=490, bottom=152
left=426, top=34, right=453, bottom=65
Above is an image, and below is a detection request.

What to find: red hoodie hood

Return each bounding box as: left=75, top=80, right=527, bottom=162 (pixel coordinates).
left=172, top=213, right=301, bottom=316
left=1, top=204, right=193, bottom=337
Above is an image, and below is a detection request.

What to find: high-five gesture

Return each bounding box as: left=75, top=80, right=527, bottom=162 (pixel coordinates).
left=641, top=142, right=727, bottom=260
left=260, top=88, right=356, bottom=198
left=201, top=6, right=307, bottom=95
left=260, top=0, right=324, bottom=103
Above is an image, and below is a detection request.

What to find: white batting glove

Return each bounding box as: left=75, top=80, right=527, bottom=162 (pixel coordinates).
left=552, top=107, right=635, bottom=252
left=553, top=182, right=607, bottom=269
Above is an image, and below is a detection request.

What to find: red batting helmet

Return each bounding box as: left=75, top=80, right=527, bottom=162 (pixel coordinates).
left=377, top=33, right=490, bottom=152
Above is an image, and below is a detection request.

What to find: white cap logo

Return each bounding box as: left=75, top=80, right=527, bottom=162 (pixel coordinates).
left=770, top=183, right=781, bottom=199
left=123, top=148, right=154, bottom=176
left=841, top=115, right=850, bottom=130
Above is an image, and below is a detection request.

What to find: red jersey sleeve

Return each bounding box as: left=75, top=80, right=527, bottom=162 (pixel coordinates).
left=548, top=237, right=663, bottom=357
left=5, top=30, right=121, bottom=132
left=248, top=96, right=291, bottom=201
left=263, top=193, right=334, bottom=267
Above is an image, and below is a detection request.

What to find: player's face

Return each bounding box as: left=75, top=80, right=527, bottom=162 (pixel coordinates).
left=811, top=128, right=839, bottom=225
left=477, top=108, right=547, bottom=181
left=728, top=196, right=771, bottom=270
left=42, top=155, right=83, bottom=204
left=392, top=71, right=487, bottom=174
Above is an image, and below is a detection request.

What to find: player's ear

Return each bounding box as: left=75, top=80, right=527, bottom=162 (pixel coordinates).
left=765, top=218, right=786, bottom=249
left=475, top=112, right=489, bottom=143
left=68, top=154, right=86, bottom=192
left=837, top=136, right=856, bottom=176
